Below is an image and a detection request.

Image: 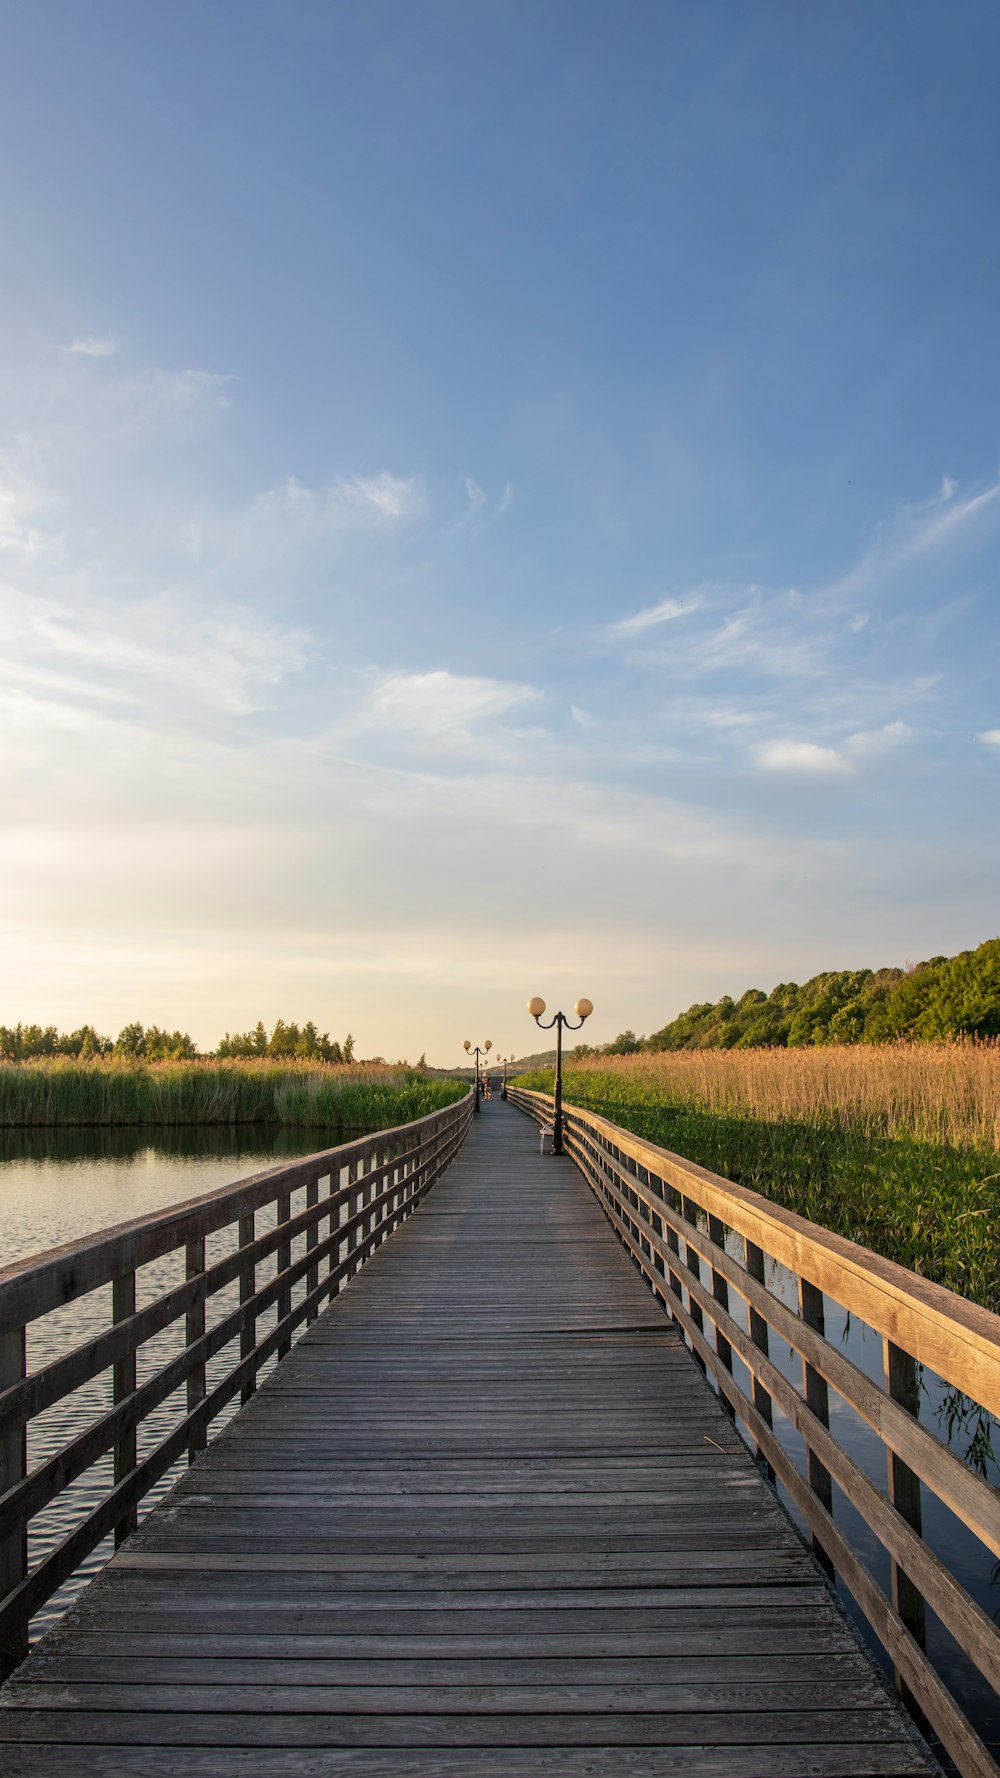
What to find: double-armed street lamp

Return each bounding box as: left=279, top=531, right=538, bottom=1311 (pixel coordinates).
left=462, top=1038, right=492, bottom=1113
left=527, top=996, right=593, bottom=1154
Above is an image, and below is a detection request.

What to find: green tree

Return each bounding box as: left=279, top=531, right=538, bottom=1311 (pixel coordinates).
left=143, top=1026, right=198, bottom=1061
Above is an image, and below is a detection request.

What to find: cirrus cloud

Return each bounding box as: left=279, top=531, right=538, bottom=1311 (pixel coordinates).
left=607, top=592, right=703, bottom=636
left=363, top=669, right=539, bottom=740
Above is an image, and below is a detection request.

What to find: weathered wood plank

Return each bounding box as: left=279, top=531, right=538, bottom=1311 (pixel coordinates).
left=0, top=1707, right=917, bottom=1746
left=22, top=1653, right=876, bottom=1685
left=0, top=1742, right=936, bottom=1776
left=1, top=1675, right=892, bottom=1712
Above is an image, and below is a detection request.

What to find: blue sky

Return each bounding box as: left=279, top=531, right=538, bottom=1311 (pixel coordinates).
left=2, top=1, right=999, bottom=1060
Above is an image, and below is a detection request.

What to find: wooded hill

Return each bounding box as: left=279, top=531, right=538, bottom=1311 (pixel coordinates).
left=579, top=938, right=1000, bottom=1055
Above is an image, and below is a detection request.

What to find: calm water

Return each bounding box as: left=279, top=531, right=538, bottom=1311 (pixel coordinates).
left=0, top=1125, right=347, bottom=1640
left=0, top=1124, right=338, bottom=1265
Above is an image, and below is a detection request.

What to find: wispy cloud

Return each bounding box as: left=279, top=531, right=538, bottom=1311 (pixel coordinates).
left=702, top=706, right=763, bottom=729
left=249, top=470, right=426, bottom=536
left=0, top=584, right=309, bottom=718
left=449, top=477, right=513, bottom=536
left=65, top=335, right=118, bottom=357
left=59, top=357, right=236, bottom=431
left=608, top=592, right=702, bottom=636
left=604, top=583, right=827, bottom=682
left=120, top=366, right=234, bottom=415
left=826, top=473, right=1000, bottom=603
left=601, top=475, right=1000, bottom=729
left=693, top=593, right=822, bottom=678
left=978, top=729, right=1000, bottom=746
left=448, top=477, right=486, bottom=532
left=361, top=669, right=539, bottom=742
left=341, top=471, right=425, bottom=520
left=0, top=482, right=49, bottom=557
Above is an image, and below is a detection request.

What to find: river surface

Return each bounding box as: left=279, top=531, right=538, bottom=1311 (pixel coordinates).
left=1, top=1126, right=997, bottom=1766
left=0, top=1125, right=349, bottom=1640
left=0, top=1124, right=337, bottom=1265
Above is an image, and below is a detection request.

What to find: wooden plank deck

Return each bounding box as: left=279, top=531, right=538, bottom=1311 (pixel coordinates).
left=0, top=1100, right=938, bottom=1776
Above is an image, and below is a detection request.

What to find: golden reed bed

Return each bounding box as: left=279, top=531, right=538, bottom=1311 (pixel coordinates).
left=565, top=1041, right=1000, bottom=1152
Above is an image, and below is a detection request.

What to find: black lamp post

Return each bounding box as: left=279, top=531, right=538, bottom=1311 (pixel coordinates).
left=463, top=1039, right=492, bottom=1113
left=527, top=997, right=593, bottom=1154
left=500, top=1055, right=511, bottom=1100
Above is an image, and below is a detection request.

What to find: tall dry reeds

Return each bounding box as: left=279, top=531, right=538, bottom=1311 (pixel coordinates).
left=566, top=1040, right=1000, bottom=1151
left=517, top=1043, right=1000, bottom=1309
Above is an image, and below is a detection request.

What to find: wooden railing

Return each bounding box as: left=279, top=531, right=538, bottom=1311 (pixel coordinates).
left=0, top=1089, right=473, bottom=1676
left=510, top=1085, right=1000, bottom=1778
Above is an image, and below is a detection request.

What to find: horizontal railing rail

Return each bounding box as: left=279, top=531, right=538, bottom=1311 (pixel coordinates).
left=509, top=1085, right=1000, bottom=1778
left=0, top=1089, right=474, bottom=1676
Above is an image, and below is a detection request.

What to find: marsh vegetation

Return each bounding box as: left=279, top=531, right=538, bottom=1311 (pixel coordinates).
left=516, top=1042, right=1000, bottom=1312
left=0, top=1060, right=467, bottom=1131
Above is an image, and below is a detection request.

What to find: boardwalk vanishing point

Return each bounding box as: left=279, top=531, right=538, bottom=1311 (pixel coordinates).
left=0, top=1099, right=939, bottom=1776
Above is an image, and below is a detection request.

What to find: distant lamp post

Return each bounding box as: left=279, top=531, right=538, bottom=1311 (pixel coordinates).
left=527, top=997, right=593, bottom=1154
left=463, top=1038, right=493, bottom=1113
left=500, top=1055, right=512, bottom=1100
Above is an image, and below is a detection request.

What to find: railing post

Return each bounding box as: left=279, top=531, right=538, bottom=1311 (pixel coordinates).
left=707, top=1214, right=736, bottom=1422
left=885, top=1338, right=927, bottom=1715
left=306, top=1180, right=319, bottom=1323
left=798, top=1277, right=833, bottom=1578
left=648, top=1175, right=669, bottom=1310
left=0, top=1325, right=28, bottom=1677
left=664, top=1186, right=685, bottom=1324
left=276, top=1194, right=292, bottom=1358
left=346, top=1159, right=359, bottom=1279
left=185, top=1240, right=207, bottom=1460
left=389, top=1141, right=401, bottom=1228
left=112, top=1274, right=138, bottom=1545
left=745, top=1240, right=775, bottom=1482
left=239, top=1212, right=256, bottom=1404
left=404, top=1137, right=417, bottom=1218
left=367, top=1152, right=377, bottom=1240
left=328, top=1163, right=341, bottom=1292
left=370, top=1150, right=382, bottom=1246
left=681, top=1197, right=707, bottom=1376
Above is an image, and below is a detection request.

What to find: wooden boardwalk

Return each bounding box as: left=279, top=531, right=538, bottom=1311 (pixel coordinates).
left=0, top=1100, right=937, bottom=1776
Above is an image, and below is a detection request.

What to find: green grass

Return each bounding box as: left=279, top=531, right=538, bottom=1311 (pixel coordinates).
left=517, top=1067, right=1000, bottom=1314
left=0, top=1060, right=468, bottom=1132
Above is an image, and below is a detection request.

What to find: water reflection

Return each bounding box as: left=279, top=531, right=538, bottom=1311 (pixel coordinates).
left=1, top=1124, right=348, bottom=1642
left=0, top=1122, right=340, bottom=1168
left=0, top=1124, right=348, bottom=1267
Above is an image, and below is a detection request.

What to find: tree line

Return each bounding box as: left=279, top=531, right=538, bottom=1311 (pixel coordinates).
left=572, top=937, right=1000, bottom=1056
left=0, top=1019, right=356, bottom=1064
